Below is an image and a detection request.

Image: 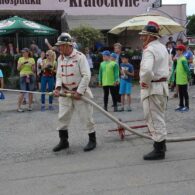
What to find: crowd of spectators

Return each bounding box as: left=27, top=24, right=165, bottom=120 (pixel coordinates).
left=1, top=36, right=195, bottom=113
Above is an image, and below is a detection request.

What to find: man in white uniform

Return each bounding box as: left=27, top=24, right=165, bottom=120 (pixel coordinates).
left=53, top=33, right=96, bottom=152
left=139, top=21, right=169, bottom=160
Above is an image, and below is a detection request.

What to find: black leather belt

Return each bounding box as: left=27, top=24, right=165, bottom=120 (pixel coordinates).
left=151, top=78, right=167, bottom=82
left=62, top=84, right=77, bottom=91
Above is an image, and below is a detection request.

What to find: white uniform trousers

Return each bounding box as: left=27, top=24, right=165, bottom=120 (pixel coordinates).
left=142, top=95, right=167, bottom=142
left=57, top=96, right=95, bottom=133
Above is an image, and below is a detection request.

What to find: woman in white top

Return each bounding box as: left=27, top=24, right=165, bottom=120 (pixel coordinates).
left=36, top=51, right=46, bottom=90
left=84, top=47, right=94, bottom=74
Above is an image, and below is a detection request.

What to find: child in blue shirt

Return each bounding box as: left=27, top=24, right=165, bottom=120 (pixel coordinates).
left=0, top=69, right=5, bottom=100
left=119, top=53, right=134, bottom=111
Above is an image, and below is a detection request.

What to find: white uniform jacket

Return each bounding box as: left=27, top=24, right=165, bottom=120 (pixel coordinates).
left=56, top=49, right=93, bottom=98
left=140, top=40, right=169, bottom=101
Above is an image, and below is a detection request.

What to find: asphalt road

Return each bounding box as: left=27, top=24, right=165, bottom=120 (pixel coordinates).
left=0, top=85, right=195, bottom=195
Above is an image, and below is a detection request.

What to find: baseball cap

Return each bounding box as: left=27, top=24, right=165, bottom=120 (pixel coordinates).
left=101, top=50, right=111, bottom=56
left=110, top=53, right=117, bottom=59
left=176, top=44, right=186, bottom=51
left=21, top=48, right=30, bottom=53
left=120, top=52, right=129, bottom=59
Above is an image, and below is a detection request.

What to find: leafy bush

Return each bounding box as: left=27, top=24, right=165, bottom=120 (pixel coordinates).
left=70, top=25, right=103, bottom=49
left=187, top=15, right=195, bottom=36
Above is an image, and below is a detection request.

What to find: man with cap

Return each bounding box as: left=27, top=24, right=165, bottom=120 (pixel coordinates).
left=53, top=32, right=96, bottom=152
left=139, top=21, right=169, bottom=160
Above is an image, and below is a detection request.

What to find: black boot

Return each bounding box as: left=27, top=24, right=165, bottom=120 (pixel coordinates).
left=84, top=132, right=96, bottom=152
left=143, top=140, right=166, bottom=160
left=53, top=130, right=69, bottom=152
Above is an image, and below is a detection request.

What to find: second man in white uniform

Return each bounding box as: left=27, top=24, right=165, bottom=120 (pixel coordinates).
left=139, top=21, right=169, bottom=160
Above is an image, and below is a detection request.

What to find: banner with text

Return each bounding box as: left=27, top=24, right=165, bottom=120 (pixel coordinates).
left=0, top=0, right=156, bottom=15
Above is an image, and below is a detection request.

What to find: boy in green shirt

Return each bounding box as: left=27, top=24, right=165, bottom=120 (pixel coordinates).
left=98, top=50, right=119, bottom=112
left=170, top=44, right=191, bottom=112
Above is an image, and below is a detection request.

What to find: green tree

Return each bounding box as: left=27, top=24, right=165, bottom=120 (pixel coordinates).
left=187, top=15, right=195, bottom=36
left=69, top=25, right=103, bottom=49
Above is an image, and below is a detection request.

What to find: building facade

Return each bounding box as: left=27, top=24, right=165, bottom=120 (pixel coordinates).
left=0, top=0, right=187, bottom=49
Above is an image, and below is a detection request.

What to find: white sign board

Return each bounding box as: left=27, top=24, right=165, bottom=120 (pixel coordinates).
left=0, top=0, right=156, bottom=16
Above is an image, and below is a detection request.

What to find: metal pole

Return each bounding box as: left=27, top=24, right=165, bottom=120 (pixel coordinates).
left=16, top=32, right=19, bottom=51
left=79, top=95, right=195, bottom=143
